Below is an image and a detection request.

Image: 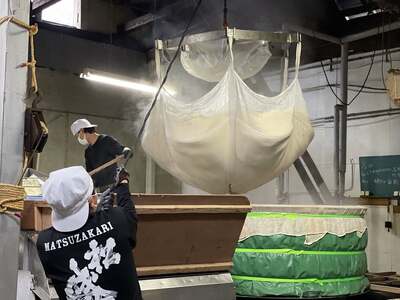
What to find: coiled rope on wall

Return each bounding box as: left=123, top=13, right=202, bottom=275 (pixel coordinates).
left=0, top=16, right=39, bottom=93
left=0, top=184, right=25, bottom=213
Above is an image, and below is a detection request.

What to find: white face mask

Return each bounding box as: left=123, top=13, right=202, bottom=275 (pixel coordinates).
left=78, top=135, right=89, bottom=146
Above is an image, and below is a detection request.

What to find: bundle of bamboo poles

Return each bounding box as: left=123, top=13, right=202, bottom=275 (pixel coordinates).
left=0, top=184, right=25, bottom=213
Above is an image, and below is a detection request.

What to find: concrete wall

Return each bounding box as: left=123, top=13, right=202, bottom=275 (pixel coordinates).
left=35, top=28, right=180, bottom=193
left=0, top=0, right=30, bottom=184
left=0, top=1, right=30, bottom=299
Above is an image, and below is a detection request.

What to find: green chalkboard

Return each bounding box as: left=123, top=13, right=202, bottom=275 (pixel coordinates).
left=359, top=155, right=400, bottom=198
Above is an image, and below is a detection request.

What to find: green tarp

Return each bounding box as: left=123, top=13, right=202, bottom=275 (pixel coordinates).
left=233, top=275, right=369, bottom=298
left=238, top=232, right=368, bottom=251
left=233, top=248, right=367, bottom=279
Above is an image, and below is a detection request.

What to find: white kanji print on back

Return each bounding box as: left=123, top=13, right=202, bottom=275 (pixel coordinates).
left=65, top=237, right=121, bottom=299
left=37, top=183, right=142, bottom=299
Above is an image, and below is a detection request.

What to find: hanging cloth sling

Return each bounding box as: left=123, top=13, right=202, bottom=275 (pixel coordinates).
left=142, top=36, right=314, bottom=194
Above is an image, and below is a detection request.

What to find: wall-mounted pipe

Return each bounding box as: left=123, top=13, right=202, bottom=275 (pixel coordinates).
left=277, top=38, right=290, bottom=202
left=338, top=43, right=349, bottom=198
left=345, top=158, right=355, bottom=192
left=312, top=108, right=400, bottom=125
left=334, top=105, right=341, bottom=196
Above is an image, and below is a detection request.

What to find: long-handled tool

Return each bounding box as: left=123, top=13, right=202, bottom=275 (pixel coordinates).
left=95, top=149, right=133, bottom=211
left=88, top=154, right=125, bottom=176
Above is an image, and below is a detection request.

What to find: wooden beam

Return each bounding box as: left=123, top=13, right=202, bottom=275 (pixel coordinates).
left=136, top=262, right=233, bottom=277
left=370, top=284, right=400, bottom=295
left=135, top=204, right=251, bottom=214
left=345, top=197, right=391, bottom=206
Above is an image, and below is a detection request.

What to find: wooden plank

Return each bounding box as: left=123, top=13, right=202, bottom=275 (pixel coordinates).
left=370, top=284, right=400, bottom=294
left=135, top=204, right=251, bottom=214
left=133, top=194, right=250, bottom=206
left=368, top=272, right=398, bottom=277
left=136, top=262, right=233, bottom=277
left=345, top=197, right=391, bottom=206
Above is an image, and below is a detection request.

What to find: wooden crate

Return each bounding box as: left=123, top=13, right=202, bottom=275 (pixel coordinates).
left=21, top=201, right=52, bottom=231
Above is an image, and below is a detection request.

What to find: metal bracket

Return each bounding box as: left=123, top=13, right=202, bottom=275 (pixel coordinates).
left=161, top=27, right=301, bottom=50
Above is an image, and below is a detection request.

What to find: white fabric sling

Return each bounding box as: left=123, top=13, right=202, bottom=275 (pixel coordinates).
left=142, top=37, right=314, bottom=194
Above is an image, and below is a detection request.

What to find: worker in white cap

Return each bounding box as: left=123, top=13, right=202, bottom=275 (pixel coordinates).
left=36, top=166, right=142, bottom=300
left=70, top=119, right=132, bottom=192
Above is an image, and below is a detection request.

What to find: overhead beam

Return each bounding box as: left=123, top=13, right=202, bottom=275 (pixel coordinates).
left=284, top=24, right=341, bottom=45
left=285, top=21, right=400, bottom=46
left=124, top=13, right=162, bottom=32
left=341, top=20, right=400, bottom=43
left=122, top=0, right=193, bottom=32
left=31, top=0, right=61, bottom=12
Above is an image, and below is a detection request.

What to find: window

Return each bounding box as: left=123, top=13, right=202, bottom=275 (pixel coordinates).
left=41, top=0, right=81, bottom=28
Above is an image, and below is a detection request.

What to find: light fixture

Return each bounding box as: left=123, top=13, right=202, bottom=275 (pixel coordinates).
left=344, top=8, right=382, bottom=21
left=80, top=69, right=158, bottom=94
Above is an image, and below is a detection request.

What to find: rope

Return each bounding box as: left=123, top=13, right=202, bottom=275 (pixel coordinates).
left=0, top=184, right=25, bottom=213
left=0, top=16, right=39, bottom=93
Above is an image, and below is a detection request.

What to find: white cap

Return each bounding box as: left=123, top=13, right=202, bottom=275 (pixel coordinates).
left=70, top=119, right=98, bottom=136
left=43, top=166, right=93, bottom=232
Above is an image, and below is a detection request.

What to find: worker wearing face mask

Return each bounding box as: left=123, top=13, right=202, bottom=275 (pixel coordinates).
left=70, top=119, right=132, bottom=192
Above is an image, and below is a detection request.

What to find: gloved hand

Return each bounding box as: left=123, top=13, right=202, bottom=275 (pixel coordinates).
left=122, top=147, right=133, bottom=159
left=115, top=167, right=130, bottom=186
left=96, top=188, right=113, bottom=212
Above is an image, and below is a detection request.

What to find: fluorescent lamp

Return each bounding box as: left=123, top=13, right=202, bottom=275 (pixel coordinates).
left=345, top=8, right=382, bottom=21
left=80, top=69, right=158, bottom=94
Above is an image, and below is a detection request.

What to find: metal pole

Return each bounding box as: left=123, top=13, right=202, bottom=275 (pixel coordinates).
left=277, top=35, right=289, bottom=202
left=145, top=155, right=155, bottom=193
left=145, top=40, right=163, bottom=194
left=301, top=150, right=334, bottom=203
left=334, top=105, right=340, bottom=197
left=338, top=43, right=349, bottom=198
left=293, top=159, right=323, bottom=204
